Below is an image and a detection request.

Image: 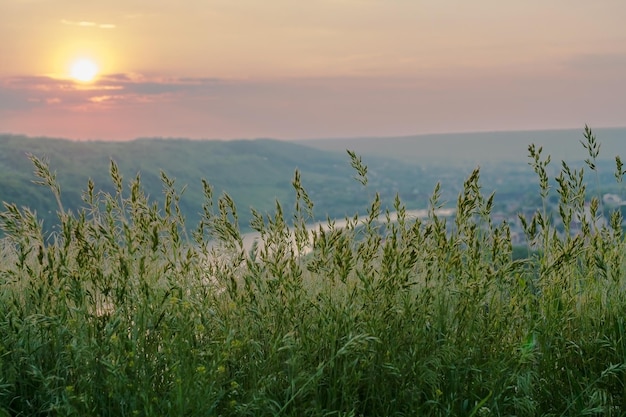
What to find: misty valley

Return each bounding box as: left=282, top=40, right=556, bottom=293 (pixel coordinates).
left=3, top=127, right=626, bottom=242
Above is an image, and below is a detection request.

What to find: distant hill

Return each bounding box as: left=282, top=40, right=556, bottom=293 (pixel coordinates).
left=4, top=127, right=623, bottom=237
left=299, top=127, right=626, bottom=166
left=0, top=134, right=447, bottom=235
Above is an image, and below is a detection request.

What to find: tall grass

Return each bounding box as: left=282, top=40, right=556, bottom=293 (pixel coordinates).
left=1, top=127, right=626, bottom=416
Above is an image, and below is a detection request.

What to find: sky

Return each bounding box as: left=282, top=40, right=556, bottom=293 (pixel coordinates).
left=1, top=0, right=625, bottom=141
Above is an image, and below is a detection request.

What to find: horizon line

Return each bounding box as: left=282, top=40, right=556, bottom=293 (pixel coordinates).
left=2, top=125, right=626, bottom=144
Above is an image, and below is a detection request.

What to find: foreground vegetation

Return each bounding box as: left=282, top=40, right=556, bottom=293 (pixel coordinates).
left=2, top=127, right=626, bottom=416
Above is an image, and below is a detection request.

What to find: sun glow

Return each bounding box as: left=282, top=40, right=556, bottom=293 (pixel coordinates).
left=70, top=58, right=99, bottom=83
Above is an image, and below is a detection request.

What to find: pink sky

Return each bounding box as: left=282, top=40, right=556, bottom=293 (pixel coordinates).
left=1, top=0, right=625, bottom=140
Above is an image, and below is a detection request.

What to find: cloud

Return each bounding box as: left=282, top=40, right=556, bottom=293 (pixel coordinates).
left=89, top=95, right=116, bottom=103
left=0, top=88, right=34, bottom=111
left=2, top=69, right=625, bottom=141
left=102, top=73, right=134, bottom=82
left=178, top=77, right=222, bottom=84
left=97, top=74, right=224, bottom=96
left=2, top=76, right=76, bottom=98
left=61, top=19, right=116, bottom=29
left=0, top=73, right=227, bottom=112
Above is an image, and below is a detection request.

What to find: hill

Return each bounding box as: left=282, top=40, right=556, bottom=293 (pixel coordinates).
left=4, top=128, right=623, bottom=238
left=299, top=127, right=626, bottom=166
left=0, top=134, right=447, bottom=235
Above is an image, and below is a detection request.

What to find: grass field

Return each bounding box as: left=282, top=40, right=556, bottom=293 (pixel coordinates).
left=2, top=127, right=626, bottom=416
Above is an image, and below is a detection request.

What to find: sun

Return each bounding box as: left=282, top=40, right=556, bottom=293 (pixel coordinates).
left=70, top=58, right=99, bottom=83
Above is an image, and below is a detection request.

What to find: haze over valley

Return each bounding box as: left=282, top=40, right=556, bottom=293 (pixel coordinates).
left=302, top=127, right=626, bottom=165
left=2, top=127, right=625, bottom=244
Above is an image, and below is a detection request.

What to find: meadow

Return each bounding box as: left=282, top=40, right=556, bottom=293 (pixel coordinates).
left=2, top=127, right=626, bottom=416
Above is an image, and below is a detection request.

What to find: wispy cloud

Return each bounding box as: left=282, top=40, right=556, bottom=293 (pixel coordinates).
left=61, top=19, right=116, bottom=29
left=0, top=73, right=225, bottom=112
left=2, top=69, right=625, bottom=141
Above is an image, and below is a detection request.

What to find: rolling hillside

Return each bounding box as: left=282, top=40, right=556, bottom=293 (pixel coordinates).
left=300, top=127, right=626, bottom=165
left=0, top=134, right=445, bottom=235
